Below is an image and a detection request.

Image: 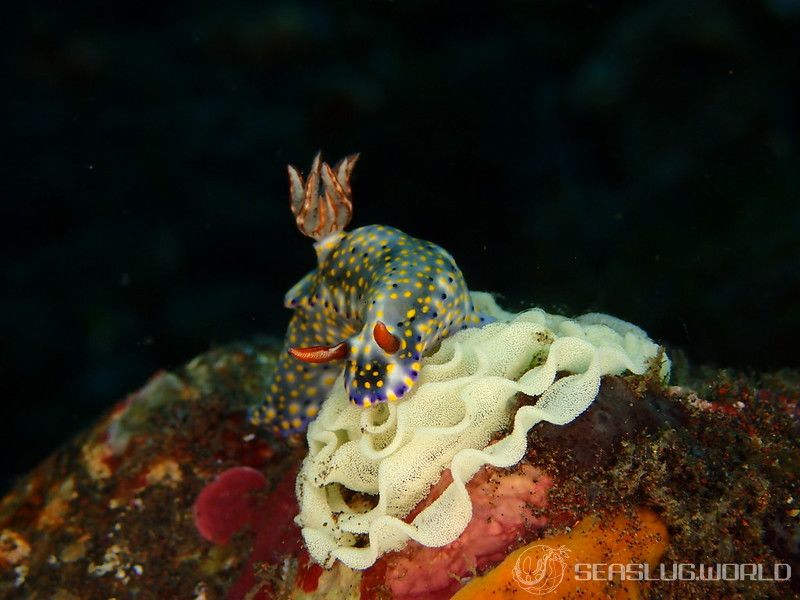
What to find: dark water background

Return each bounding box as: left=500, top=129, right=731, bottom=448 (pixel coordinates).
left=2, top=0, right=799, bottom=492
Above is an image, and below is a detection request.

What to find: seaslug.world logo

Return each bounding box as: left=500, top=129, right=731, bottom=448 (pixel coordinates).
left=511, top=541, right=792, bottom=595
left=511, top=544, right=571, bottom=595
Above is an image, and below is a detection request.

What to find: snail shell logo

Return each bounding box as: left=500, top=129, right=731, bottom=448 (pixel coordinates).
left=512, top=544, right=571, bottom=595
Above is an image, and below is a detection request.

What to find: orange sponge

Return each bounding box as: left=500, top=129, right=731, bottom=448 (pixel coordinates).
left=452, top=507, right=668, bottom=599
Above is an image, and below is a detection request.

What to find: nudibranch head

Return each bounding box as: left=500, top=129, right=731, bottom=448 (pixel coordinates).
left=343, top=320, right=422, bottom=406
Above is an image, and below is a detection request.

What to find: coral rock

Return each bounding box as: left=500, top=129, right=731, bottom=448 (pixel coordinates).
left=0, top=339, right=797, bottom=599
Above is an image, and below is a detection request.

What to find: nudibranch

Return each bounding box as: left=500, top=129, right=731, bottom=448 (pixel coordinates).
left=249, top=153, right=486, bottom=436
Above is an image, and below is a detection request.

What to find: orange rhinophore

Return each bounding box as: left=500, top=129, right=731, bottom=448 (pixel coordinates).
left=288, top=342, right=349, bottom=364
left=373, top=321, right=401, bottom=354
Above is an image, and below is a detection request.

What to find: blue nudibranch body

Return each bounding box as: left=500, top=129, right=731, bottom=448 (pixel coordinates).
left=249, top=153, right=484, bottom=436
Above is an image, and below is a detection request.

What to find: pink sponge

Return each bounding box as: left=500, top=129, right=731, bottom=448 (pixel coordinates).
left=193, top=466, right=268, bottom=545
left=377, top=464, right=552, bottom=600
left=194, top=465, right=303, bottom=600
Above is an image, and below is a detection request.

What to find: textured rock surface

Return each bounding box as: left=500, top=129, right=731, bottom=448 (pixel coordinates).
left=0, top=340, right=797, bottom=599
